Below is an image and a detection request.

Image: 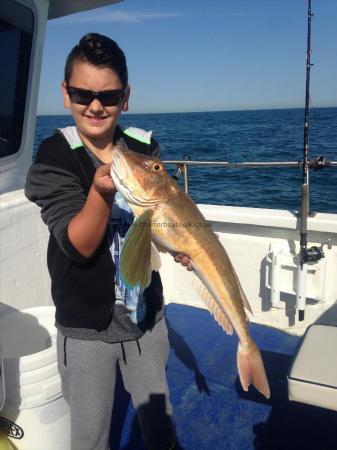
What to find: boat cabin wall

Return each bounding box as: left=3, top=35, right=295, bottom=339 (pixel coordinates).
left=0, top=0, right=49, bottom=194
left=0, top=0, right=50, bottom=318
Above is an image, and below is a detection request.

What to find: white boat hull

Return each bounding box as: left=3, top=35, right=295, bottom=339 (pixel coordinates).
left=2, top=192, right=336, bottom=336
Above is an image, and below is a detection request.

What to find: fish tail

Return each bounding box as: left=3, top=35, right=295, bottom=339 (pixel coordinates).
left=237, top=341, right=270, bottom=399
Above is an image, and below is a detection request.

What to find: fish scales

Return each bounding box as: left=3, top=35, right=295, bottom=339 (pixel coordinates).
left=152, top=196, right=247, bottom=327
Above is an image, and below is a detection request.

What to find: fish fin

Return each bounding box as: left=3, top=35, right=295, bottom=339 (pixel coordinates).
left=227, top=257, right=253, bottom=316
left=237, top=342, right=270, bottom=399
left=212, top=302, right=233, bottom=336
left=151, top=242, right=162, bottom=271
left=120, top=209, right=154, bottom=289
left=192, top=277, right=233, bottom=335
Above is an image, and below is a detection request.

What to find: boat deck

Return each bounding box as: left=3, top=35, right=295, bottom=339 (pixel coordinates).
left=109, top=304, right=337, bottom=450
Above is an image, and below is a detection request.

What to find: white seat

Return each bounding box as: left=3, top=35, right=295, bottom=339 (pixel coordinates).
left=288, top=324, right=337, bottom=411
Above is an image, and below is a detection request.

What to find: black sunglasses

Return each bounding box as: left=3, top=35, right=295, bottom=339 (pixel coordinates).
left=66, top=86, right=125, bottom=106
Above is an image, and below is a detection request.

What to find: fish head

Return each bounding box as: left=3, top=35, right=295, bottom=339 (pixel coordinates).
left=111, top=146, right=180, bottom=207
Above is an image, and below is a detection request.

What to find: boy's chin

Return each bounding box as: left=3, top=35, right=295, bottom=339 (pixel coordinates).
left=81, top=122, right=111, bottom=134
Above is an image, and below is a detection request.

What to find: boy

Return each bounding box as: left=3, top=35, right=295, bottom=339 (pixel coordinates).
left=25, top=33, right=188, bottom=450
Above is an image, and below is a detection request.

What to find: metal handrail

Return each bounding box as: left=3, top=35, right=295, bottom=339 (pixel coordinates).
left=164, top=160, right=302, bottom=167
left=162, top=158, right=337, bottom=194
left=163, top=159, right=337, bottom=167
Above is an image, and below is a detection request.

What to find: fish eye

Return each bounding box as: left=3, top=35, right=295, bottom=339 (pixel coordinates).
left=153, top=163, right=162, bottom=171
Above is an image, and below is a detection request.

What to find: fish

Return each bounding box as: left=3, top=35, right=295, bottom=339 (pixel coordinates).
left=110, top=146, right=270, bottom=399
left=0, top=433, right=18, bottom=450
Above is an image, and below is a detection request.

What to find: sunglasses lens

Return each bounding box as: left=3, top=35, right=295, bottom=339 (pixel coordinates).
left=67, top=87, right=124, bottom=106
left=68, top=88, right=93, bottom=105
left=98, top=91, right=124, bottom=106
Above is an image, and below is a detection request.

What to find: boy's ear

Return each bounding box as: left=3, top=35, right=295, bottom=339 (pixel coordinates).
left=122, top=85, right=130, bottom=112
left=61, top=81, right=71, bottom=108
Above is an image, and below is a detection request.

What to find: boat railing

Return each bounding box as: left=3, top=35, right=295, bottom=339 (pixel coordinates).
left=163, top=157, right=337, bottom=194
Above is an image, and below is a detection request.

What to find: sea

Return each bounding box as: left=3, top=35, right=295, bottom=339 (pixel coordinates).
left=34, top=107, right=337, bottom=214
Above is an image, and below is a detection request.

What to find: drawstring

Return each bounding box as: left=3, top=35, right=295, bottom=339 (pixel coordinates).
left=120, top=339, right=142, bottom=365
left=121, top=342, right=127, bottom=365
left=63, top=336, right=68, bottom=366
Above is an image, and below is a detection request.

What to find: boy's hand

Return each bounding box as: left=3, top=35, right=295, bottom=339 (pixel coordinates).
left=172, top=233, right=219, bottom=272
left=174, top=253, right=193, bottom=271
left=93, top=163, right=116, bottom=196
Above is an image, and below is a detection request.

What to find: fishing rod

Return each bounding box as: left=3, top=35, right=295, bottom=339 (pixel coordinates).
left=295, top=0, right=332, bottom=321
left=295, top=0, right=314, bottom=321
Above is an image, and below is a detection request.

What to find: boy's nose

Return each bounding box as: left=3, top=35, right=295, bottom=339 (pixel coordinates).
left=88, top=98, right=104, bottom=111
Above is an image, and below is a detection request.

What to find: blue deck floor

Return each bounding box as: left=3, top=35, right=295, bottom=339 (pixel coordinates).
left=109, top=304, right=337, bottom=450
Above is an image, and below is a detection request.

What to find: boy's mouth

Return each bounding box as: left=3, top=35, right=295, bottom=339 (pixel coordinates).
left=85, top=115, right=108, bottom=124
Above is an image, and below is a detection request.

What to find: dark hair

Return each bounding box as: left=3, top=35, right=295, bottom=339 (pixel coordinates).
left=64, top=33, right=128, bottom=88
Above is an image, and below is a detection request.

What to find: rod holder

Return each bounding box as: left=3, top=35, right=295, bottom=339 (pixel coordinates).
left=296, top=260, right=308, bottom=321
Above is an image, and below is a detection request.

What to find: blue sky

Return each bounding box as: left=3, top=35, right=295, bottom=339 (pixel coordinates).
left=37, top=0, right=337, bottom=115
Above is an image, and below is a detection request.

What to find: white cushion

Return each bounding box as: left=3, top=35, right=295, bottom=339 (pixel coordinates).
left=288, top=324, right=337, bottom=411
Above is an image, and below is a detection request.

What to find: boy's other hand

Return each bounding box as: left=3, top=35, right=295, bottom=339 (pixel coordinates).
left=172, top=233, right=219, bottom=272
left=173, top=253, right=193, bottom=271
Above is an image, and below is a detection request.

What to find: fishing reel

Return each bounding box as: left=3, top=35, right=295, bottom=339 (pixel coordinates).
left=302, top=238, right=332, bottom=263
left=172, top=165, right=184, bottom=180
left=297, top=238, right=332, bottom=322
left=172, top=154, right=191, bottom=180
left=308, top=155, right=327, bottom=171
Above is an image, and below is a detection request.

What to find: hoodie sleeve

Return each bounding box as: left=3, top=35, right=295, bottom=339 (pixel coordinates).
left=25, top=136, right=88, bottom=263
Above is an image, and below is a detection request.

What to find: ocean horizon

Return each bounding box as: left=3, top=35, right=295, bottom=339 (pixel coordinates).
left=37, top=105, right=337, bottom=117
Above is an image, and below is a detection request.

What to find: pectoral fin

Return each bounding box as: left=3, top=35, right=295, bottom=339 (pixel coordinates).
left=120, top=209, right=154, bottom=289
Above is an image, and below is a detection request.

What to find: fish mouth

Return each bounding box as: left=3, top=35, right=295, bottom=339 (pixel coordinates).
left=110, top=149, right=143, bottom=205
left=110, top=148, right=164, bottom=207
left=111, top=148, right=129, bottom=184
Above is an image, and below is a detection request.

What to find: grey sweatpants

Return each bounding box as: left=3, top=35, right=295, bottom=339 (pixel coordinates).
left=57, top=318, right=175, bottom=450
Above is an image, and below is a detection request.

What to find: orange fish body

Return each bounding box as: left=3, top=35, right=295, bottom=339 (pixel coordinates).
left=111, top=146, right=270, bottom=399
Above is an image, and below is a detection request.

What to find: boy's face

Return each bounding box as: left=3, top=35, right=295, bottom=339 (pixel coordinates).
left=61, top=60, right=130, bottom=145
